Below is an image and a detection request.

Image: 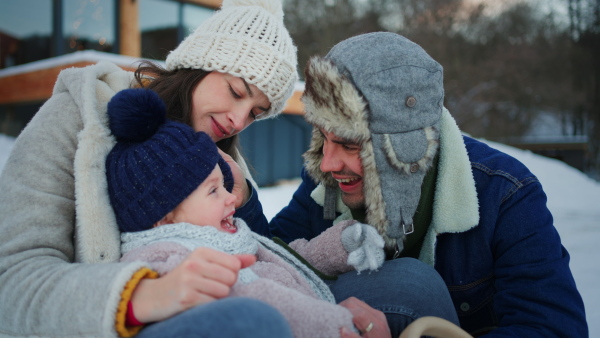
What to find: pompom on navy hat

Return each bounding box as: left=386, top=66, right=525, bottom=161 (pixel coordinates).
left=106, top=88, right=233, bottom=233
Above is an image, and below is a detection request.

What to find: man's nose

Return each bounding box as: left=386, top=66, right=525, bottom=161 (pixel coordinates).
left=227, top=108, right=249, bottom=134
left=320, top=143, right=343, bottom=173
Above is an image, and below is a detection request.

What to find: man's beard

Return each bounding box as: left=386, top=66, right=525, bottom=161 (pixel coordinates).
left=341, top=192, right=365, bottom=210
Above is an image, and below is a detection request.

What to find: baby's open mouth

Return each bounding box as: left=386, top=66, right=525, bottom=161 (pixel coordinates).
left=221, top=215, right=238, bottom=233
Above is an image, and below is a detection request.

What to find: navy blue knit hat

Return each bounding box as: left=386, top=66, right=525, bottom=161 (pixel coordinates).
left=106, top=88, right=234, bottom=233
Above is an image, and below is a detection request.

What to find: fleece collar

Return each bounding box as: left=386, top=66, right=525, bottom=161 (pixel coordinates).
left=52, top=61, right=134, bottom=263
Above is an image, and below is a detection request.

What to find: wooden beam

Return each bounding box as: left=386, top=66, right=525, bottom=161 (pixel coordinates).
left=0, top=62, right=137, bottom=105
left=181, top=0, right=222, bottom=9
left=283, top=90, right=304, bottom=115
left=119, top=0, right=140, bottom=57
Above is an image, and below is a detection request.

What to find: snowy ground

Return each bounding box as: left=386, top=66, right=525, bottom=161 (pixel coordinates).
left=1, top=133, right=598, bottom=336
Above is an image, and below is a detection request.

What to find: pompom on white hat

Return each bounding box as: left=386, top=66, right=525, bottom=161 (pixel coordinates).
left=166, top=0, right=298, bottom=119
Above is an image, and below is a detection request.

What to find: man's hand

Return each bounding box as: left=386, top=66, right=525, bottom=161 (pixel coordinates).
left=218, top=149, right=250, bottom=208
left=339, top=297, right=391, bottom=338
left=131, top=247, right=256, bottom=323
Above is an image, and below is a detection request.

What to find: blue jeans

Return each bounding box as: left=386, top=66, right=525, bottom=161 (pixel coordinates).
left=328, top=257, right=459, bottom=337
left=135, top=297, right=293, bottom=338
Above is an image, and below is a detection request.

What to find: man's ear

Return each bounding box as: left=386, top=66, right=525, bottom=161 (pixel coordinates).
left=153, top=212, right=174, bottom=227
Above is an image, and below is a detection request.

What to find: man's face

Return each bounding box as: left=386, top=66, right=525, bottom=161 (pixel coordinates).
left=319, top=129, right=365, bottom=209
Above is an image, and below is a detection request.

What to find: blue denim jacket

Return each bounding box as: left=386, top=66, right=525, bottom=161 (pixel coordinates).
left=238, top=135, right=587, bottom=337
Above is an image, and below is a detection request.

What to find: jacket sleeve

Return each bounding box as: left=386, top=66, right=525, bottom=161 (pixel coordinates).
left=242, top=168, right=329, bottom=243
left=0, top=91, right=147, bottom=337
left=234, top=181, right=271, bottom=237
left=481, top=180, right=587, bottom=337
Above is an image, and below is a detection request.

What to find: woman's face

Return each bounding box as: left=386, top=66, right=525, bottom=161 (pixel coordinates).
left=190, top=72, right=271, bottom=142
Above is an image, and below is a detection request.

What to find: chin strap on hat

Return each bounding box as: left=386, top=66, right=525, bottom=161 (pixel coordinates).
left=323, top=185, right=338, bottom=220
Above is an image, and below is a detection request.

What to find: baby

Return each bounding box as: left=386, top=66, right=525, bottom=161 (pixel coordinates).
left=105, top=88, right=385, bottom=338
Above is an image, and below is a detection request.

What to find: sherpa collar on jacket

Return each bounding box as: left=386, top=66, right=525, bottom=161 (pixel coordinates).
left=311, top=109, right=479, bottom=266
left=53, top=61, right=134, bottom=263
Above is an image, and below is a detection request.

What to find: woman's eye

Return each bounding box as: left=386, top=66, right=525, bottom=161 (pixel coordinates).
left=249, top=111, right=257, bottom=120
left=229, top=86, right=241, bottom=99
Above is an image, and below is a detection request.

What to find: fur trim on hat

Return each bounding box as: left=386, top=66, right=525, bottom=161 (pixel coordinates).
left=302, top=56, right=393, bottom=246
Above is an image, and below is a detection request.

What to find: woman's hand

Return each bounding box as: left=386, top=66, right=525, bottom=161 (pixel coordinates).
left=130, top=247, right=256, bottom=323
left=339, top=297, right=391, bottom=338
left=218, top=149, right=250, bottom=208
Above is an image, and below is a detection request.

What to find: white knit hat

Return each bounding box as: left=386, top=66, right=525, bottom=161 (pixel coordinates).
left=165, top=0, right=298, bottom=119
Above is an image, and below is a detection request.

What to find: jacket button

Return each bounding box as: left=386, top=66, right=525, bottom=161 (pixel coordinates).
left=406, top=96, right=416, bottom=108
left=410, top=163, right=419, bottom=173
left=460, top=302, right=470, bottom=312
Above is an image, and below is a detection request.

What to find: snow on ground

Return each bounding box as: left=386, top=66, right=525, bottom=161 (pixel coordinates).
left=1, top=134, right=598, bottom=335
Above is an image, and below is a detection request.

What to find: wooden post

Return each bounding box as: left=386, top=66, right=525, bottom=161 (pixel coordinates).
left=119, top=0, right=140, bottom=58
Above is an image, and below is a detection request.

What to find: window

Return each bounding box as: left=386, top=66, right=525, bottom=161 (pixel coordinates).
left=140, top=0, right=179, bottom=60
left=140, top=0, right=215, bottom=61
left=0, top=0, right=52, bottom=69
left=182, top=3, right=214, bottom=38
left=63, top=0, right=116, bottom=54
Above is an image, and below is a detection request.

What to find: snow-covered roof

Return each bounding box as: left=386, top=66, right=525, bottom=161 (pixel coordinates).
left=0, top=50, right=165, bottom=79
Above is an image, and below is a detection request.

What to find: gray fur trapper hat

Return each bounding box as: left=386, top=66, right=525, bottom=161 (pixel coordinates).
left=302, top=32, right=443, bottom=253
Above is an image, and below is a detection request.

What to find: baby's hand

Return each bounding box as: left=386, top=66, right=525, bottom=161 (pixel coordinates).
left=341, top=222, right=385, bottom=272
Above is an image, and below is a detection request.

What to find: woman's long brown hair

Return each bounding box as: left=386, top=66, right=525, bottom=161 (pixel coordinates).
left=133, top=61, right=240, bottom=160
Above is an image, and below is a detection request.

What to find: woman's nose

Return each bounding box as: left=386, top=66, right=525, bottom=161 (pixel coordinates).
left=227, top=109, right=250, bottom=134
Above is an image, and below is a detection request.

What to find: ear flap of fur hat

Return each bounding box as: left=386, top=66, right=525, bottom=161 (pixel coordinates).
left=302, top=32, right=443, bottom=253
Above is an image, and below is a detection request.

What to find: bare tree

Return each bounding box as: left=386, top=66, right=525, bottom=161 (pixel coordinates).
left=568, top=0, right=600, bottom=175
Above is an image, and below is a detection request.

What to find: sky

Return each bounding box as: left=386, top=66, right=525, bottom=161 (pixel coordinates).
left=1, top=133, right=598, bottom=336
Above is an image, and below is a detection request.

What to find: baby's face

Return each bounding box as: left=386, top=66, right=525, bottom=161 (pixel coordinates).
left=163, top=164, right=238, bottom=233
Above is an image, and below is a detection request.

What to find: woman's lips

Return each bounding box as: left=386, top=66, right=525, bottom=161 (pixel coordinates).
left=211, top=118, right=228, bottom=139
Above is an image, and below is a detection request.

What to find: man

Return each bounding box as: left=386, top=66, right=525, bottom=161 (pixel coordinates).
left=240, top=32, right=587, bottom=337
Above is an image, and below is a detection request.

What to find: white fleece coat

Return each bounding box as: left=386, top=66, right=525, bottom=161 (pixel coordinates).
left=0, top=62, right=255, bottom=337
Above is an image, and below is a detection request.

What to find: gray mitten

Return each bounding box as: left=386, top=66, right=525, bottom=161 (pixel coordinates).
left=341, top=222, right=385, bottom=273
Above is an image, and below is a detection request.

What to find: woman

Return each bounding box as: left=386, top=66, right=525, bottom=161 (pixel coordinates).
left=0, top=0, right=297, bottom=337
